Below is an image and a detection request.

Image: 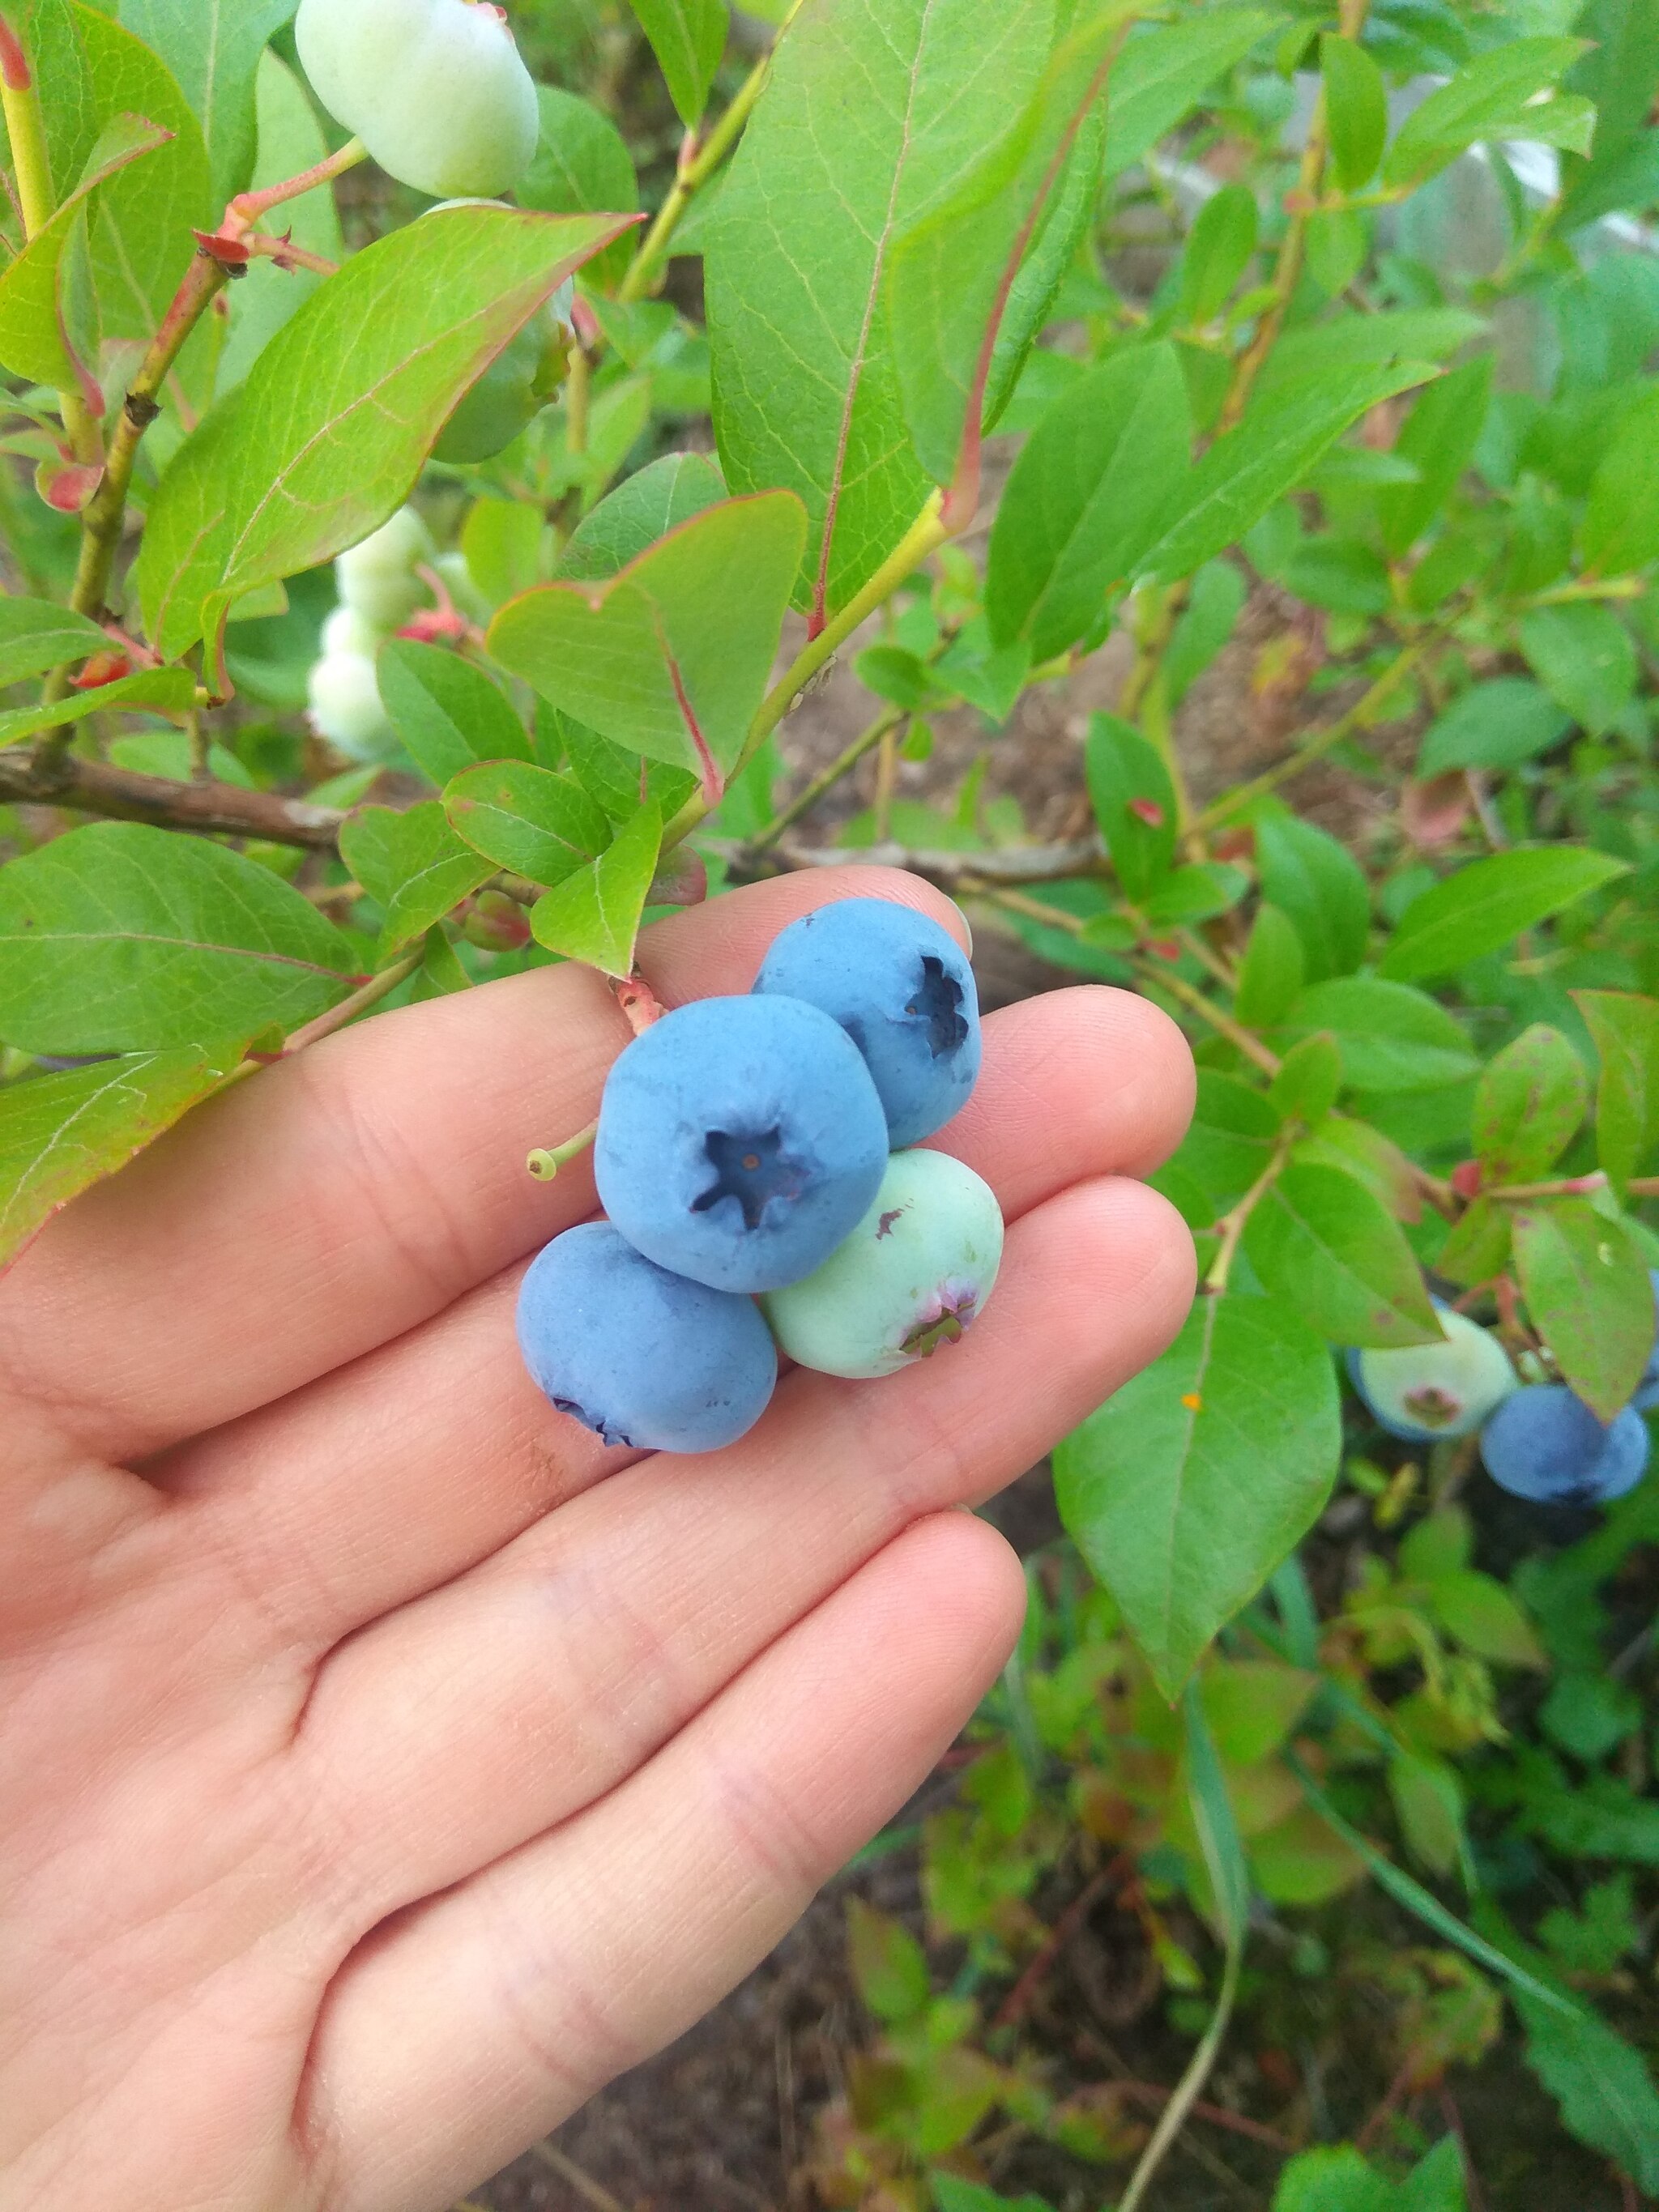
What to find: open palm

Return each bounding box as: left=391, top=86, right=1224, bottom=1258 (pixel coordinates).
left=0, top=869, right=1193, bottom=2212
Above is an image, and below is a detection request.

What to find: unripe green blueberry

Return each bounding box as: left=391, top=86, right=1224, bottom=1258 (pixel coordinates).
left=1347, top=1306, right=1517, bottom=1442
left=433, top=319, right=566, bottom=462
left=335, top=506, right=436, bottom=629
left=308, top=650, right=396, bottom=760
left=761, top=1148, right=1004, bottom=1379
left=296, top=0, right=539, bottom=198
left=321, top=605, right=384, bottom=658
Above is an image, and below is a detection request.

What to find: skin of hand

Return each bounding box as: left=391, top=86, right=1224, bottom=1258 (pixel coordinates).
left=0, top=868, right=1195, bottom=2212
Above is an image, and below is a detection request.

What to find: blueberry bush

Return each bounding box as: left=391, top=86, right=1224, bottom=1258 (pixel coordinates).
left=1, top=0, right=1658, bottom=2202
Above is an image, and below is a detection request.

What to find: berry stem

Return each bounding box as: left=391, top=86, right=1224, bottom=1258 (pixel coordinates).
left=527, top=1119, right=599, bottom=1179
left=612, top=971, right=667, bottom=1034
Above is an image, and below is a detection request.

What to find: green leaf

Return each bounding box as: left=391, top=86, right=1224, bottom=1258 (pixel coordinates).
left=708, top=0, right=1052, bottom=619
left=984, top=343, right=1191, bottom=658
left=75, top=2, right=213, bottom=348
left=626, top=0, right=727, bottom=127
left=520, top=85, right=639, bottom=291
left=1273, top=2140, right=1468, bottom=2212
left=1180, top=182, right=1256, bottom=325
left=488, top=492, right=804, bottom=795
left=982, top=98, right=1107, bottom=434
left=1473, top=1022, right=1589, bottom=1183
left=1270, top=1032, right=1342, bottom=1124
left=1518, top=601, right=1638, bottom=737
left=0, top=822, right=359, bottom=1051
left=846, top=1896, right=931, bottom=2024
left=1055, top=1291, right=1341, bottom=1697
left=894, top=11, right=1148, bottom=498
left=215, top=51, right=343, bottom=393
left=118, top=0, right=295, bottom=205
left=0, top=1045, right=245, bottom=1268
left=1379, top=356, right=1491, bottom=557
left=932, top=2180, right=1051, bottom=2212
left=1245, top=1162, right=1439, bottom=1347
left=1388, top=1749, right=1464, bottom=1876
left=138, top=207, right=630, bottom=661
left=0, top=597, right=108, bottom=687
left=0, top=667, right=196, bottom=750
left=554, top=450, right=727, bottom=582
left=1518, top=1994, right=1659, bottom=2192
left=0, top=111, right=173, bottom=390
left=1141, top=861, right=1247, bottom=927
left=376, top=641, right=531, bottom=789
left=1379, top=847, right=1630, bottom=984
left=1258, top=308, right=1486, bottom=399
left=1235, top=903, right=1304, bottom=1029
left=1582, top=386, right=1659, bottom=576
left=443, top=761, right=611, bottom=886
left=1428, top=1568, right=1547, bottom=1668
left=1165, top=557, right=1246, bottom=707
left=1417, top=677, right=1570, bottom=777
left=339, top=801, right=493, bottom=956
left=529, top=799, right=661, bottom=976
left=1143, top=360, right=1433, bottom=583
left=1256, top=814, right=1370, bottom=983
left=462, top=497, right=546, bottom=610
left=1513, top=1198, right=1656, bottom=1421
left=1293, top=1114, right=1419, bottom=1220
left=1281, top=978, right=1477, bottom=1093
left=1321, top=33, right=1388, bottom=191
left=1576, top=988, right=1659, bottom=1195
left=1384, top=36, right=1592, bottom=187
left=1102, top=11, right=1276, bottom=179
left=1083, top=712, right=1175, bottom=901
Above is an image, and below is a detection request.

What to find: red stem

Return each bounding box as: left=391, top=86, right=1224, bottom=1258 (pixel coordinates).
left=0, top=13, right=30, bottom=88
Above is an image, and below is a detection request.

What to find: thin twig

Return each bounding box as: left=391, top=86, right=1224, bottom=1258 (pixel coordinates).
left=0, top=746, right=347, bottom=845
left=994, top=1861, right=1124, bottom=2028
left=746, top=701, right=905, bottom=851
left=732, top=833, right=1107, bottom=887
left=1115, top=2079, right=1292, bottom=2151
left=1193, top=637, right=1424, bottom=833
left=528, top=2139, right=629, bottom=2212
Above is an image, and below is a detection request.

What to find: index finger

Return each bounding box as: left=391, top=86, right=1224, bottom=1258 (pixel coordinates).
left=0, top=871, right=976, bottom=1460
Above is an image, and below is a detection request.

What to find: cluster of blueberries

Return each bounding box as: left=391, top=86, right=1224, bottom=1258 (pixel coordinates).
left=1348, top=1281, right=1659, bottom=1506
left=516, top=899, right=1003, bottom=1455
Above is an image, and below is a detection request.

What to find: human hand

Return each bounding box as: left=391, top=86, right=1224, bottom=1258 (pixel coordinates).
left=0, top=870, right=1194, bottom=2212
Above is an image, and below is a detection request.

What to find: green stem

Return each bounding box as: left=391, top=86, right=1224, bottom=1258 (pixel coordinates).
left=618, top=21, right=788, bottom=304
left=0, top=32, right=100, bottom=465
left=747, top=700, right=905, bottom=851
left=663, top=489, right=949, bottom=850
left=1114, top=1941, right=1243, bottom=2212
left=1202, top=1138, right=1290, bottom=1294
left=1216, top=0, right=1370, bottom=433
left=527, top=1117, right=599, bottom=1180
left=34, top=139, right=368, bottom=774
left=1137, top=956, right=1281, bottom=1077
left=281, top=949, right=421, bottom=1054
left=1193, top=637, right=1424, bottom=833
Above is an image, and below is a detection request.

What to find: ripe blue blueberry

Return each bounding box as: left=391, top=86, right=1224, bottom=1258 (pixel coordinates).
left=516, top=1222, right=776, bottom=1453
left=752, top=897, right=982, bottom=1147
left=761, top=1149, right=1004, bottom=1379
left=1480, top=1383, right=1650, bottom=1505
left=1346, top=1306, right=1517, bottom=1442
left=594, top=994, right=889, bottom=1292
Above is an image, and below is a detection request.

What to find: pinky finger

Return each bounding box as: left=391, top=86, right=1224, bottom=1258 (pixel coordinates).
left=301, top=1511, right=1027, bottom=2212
